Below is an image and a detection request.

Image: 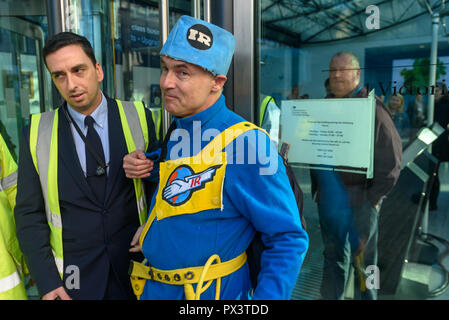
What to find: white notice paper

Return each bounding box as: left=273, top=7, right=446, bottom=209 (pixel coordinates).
left=280, top=90, right=376, bottom=178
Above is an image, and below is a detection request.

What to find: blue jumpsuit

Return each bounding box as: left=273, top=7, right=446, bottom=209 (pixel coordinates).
left=140, top=95, right=309, bottom=299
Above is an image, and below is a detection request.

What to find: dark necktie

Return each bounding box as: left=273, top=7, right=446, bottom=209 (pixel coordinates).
left=85, top=115, right=106, bottom=203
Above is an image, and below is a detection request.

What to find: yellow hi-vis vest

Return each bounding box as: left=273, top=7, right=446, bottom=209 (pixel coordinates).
left=149, top=107, right=162, bottom=141
left=0, top=134, right=27, bottom=299
left=259, top=96, right=273, bottom=127
left=28, top=100, right=149, bottom=277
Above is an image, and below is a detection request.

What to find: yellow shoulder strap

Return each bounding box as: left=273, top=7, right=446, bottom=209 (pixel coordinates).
left=201, top=121, right=269, bottom=157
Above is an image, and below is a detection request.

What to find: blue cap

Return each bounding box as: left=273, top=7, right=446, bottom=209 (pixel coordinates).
left=160, top=15, right=235, bottom=76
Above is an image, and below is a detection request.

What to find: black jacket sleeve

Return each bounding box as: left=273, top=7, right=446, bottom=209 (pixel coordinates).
left=14, top=126, right=64, bottom=297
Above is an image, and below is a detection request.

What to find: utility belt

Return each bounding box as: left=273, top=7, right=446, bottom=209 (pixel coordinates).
left=129, top=251, right=247, bottom=300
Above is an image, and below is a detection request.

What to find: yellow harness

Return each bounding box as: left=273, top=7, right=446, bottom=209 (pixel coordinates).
left=129, top=121, right=267, bottom=300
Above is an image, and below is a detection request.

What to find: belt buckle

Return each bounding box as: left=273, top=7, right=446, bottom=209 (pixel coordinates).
left=148, top=264, right=155, bottom=281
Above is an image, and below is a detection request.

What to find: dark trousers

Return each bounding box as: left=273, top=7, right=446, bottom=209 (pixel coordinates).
left=103, top=265, right=135, bottom=300
left=318, top=200, right=380, bottom=300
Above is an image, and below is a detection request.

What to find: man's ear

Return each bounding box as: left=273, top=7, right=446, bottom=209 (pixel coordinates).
left=212, top=75, right=227, bottom=92
left=96, top=62, right=104, bottom=82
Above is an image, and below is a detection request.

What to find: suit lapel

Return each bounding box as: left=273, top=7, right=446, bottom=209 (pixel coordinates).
left=104, top=97, right=127, bottom=205
left=58, top=104, right=99, bottom=205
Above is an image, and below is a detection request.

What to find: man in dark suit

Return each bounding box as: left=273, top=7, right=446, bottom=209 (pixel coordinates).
left=14, top=32, right=157, bottom=300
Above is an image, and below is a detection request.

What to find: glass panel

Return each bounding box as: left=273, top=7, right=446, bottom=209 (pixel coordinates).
left=0, top=4, right=49, bottom=160
left=61, top=0, right=198, bottom=139
left=61, top=0, right=114, bottom=97
left=61, top=0, right=191, bottom=111
left=0, top=0, right=49, bottom=299
left=257, top=0, right=449, bottom=300
left=60, top=0, right=194, bottom=138
left=108, top=0, right=192, bottom=138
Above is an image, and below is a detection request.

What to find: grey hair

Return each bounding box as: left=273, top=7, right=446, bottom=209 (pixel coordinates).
left=330, top=51, right=360, bottom=71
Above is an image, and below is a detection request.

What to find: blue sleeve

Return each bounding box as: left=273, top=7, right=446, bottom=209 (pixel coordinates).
left=144, top=148, right=161, bottom=183
left=225, top=130, right=309, bottom=299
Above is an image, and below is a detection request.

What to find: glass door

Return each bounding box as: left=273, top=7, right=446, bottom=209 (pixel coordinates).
left=56, top=0, right=199, bottom=139
left=256, top=0, right=449, bottom=301
left=107, top=0, right=195, bottom=139
left=0, top=13, right=49, bottom=160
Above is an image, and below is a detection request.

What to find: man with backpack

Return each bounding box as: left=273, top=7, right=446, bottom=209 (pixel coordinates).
left=124, top=15, right=308, bottom=300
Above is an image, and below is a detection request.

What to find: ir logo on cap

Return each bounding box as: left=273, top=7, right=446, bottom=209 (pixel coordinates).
left=187, top=24, right=213, bottom=50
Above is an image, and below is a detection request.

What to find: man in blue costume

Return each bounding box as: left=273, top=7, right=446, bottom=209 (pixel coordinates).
left=124, top=15, right=308, bottom=300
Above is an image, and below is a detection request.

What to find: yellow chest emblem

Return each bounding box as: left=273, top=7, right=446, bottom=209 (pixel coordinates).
left=153, top=121, right=261, bottom=221
left=162, top=164, right=223, bottom=206
left=139, top=121, right=268, bottom=246
left=155, top=157, right=226, bottom=220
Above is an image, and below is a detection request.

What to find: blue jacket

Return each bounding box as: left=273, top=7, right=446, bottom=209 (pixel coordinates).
left=140, top=95, right=308, bottom=300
